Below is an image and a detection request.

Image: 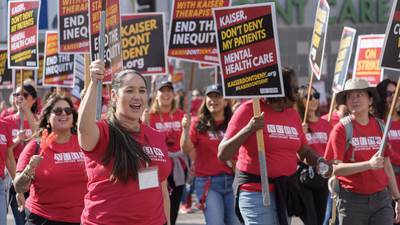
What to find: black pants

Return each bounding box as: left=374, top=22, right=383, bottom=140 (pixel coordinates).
left=168, top=174, right=185, bottom=225
left=299, top=181, right=329, bottom=225
left=27, top=212, right=80, bottom=225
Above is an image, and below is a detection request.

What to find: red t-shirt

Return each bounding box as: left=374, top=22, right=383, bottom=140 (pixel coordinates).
left=82, top=120, right=172, bottom=225
left=324, top=117, right=389, bottom=194
left=190, top=117, right=233, bottom=177
left=16, top=135, right=87, bottom=223
left=4, top=114, right=33, bottom=160
left=149, top=110, right=184, bottom=153
left=225, top=101, right=307, bottom=191
left=387, top=120, right=400, bottom=188
left=191, top=99, right=203, bottom=116
left=0, top=120, right=11, bottom=178
left=0, top=107, right=16, bottom=119
left=305, top=118, right=332, bottom=156
left=321, top=112, right=341, bottom=128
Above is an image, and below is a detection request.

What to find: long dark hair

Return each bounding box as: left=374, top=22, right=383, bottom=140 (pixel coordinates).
left=103, top=70, right=151, bottom=183
left=37, top=95, right=77, bottom=137
left=196, top=96, right=232, bottom=133
left=296, top=85, right=319, bottom=121
left=375, top=78, right=398, bottom=119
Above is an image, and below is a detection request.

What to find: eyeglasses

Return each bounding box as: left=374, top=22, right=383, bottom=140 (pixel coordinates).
left=52, top=107, right=73, bottom=116
left=13, top=92, right=29, bottom=98
left=387, top=91, right=395, bottom=97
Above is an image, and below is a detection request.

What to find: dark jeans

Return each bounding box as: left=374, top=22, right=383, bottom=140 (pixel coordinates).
left=27, top=212, right=80, bottom=225
left=299, top=181, right=329, bottom=225
left=9, top=185, right=26, bottom=225
left=168, top=174, right=185, bottom=225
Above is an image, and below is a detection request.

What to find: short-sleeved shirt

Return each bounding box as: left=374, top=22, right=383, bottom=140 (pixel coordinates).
left=387, top=120, right=400, bottom=188
left=321, top=112, right=341, bottom=128
left=225, top=101, right=307, bottom=191
left=0, top=120, right=11, bottom=178
left=324, top=117, right=389, bottom=194
left=16, top=135, right=87, bottom=223
left=189, top=117, right=233, bottom=177
left=305, top=118, right=332, bottom=156
left=4, top=114, right=33, bottom=160
left=149, top=110, right=185, bottom=153
left=82, top=120, right=172, bottom=225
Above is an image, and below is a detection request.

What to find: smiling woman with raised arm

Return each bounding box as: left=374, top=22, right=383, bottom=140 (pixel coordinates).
left=78, top=60, right=171, bottom=225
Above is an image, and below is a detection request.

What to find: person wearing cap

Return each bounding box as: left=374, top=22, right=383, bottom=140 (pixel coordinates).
left=4, top=84, right=39, bottom=225
left=149, top=80, right=186, bottom=225
left=181, top=84, right=240, bottom=225
left=296, top=85, right=332, bottom=225
left=324, top=78, right=400, bottom=225
left=218, top=68, right=329, bottom=225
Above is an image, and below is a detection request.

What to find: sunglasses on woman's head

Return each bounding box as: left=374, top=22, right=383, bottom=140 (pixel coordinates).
left=52, top=107, right=73, bottom=116
left=13, top=92, right=29, bottom=98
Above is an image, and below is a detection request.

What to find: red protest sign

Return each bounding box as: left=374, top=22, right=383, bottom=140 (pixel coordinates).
left=89, top=0, right=123, bottom=83
left=43, top=31, right=75, bottom=88
left=58, top=0, right=90, bottom=53
left=7, top=0, right=40, bottom=69
left=213, top=3, right=284, bottom=98
left=168, top=0, right=230, bottom=64
left=353, top=34, right=385, bottom=86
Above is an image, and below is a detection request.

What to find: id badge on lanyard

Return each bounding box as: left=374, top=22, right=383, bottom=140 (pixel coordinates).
left=138, top=161, right=159, bottom=190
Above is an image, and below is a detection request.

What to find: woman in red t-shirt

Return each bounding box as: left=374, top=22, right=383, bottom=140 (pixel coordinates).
left=148, top=81, right=185, bottom=225
left=325, top=78, right=400, bottom=225
left=218, top=68, right=329, bottom=225
left=376, top=79, right=400, bottom=217
left=181, top=84, right=240, bottom=225
left=13, top=95, right=87, bottom=225
left=78, top=60, right=171, bottom=225
left=297, top=85, right=332, bottom=225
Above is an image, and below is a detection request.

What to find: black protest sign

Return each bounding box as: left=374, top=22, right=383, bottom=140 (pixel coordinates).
left=381, top=0, right=400, bottom=71
left=309, top=0, right=330, bottom=80
left=0, top=50, right=13, bottom=89
left=213, top=3, right=284, bottom=98
left=332, top=27, right=356, bottom=93
left=121, top=13, right=167, bottom=76
left=58, top=0, right=90, bottom=53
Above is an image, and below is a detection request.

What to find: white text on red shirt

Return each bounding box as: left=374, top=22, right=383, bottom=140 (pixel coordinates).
left=266, top=124, right=300, bottom=140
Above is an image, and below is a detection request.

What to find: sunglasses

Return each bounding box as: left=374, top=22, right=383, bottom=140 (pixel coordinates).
left=305, top=92, right=320, bottom=100
left=13, top=92, right=29, bottom=98
left=52, top=107, right=73, bottom=116
left=387, top=91, right=395, bottom=97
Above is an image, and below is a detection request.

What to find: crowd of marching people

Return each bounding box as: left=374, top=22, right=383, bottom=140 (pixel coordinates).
left=1, top=62, right=400, bottom=225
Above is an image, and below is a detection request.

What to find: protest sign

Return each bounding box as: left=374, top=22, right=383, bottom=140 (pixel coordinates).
left=58, top=0, right=90, bottom=53
left=0, top=50, right=13, bottom=89
left=168, top=0, right=230, bottom=64
left=13, top=70, right=35, bottom=87
left=199, top=63, right=214, bottom=69
left=36, top=54, right=44, bottom=87
left=309, top=0, right=330, bottom=80
left=353, top=34, right=385, bottom=86
left=332, top=27, right=356, bottom=93
left=381, top=0, right=400, bottom=71
left=121, top=13, right=167, bottom=76
left=213, top=3, right=284, bottom=98
left=43, top=31, right=75, bottom=88
left=7, top=0, right=40, bottom=69
left=89, top=0, right=123, bottom=83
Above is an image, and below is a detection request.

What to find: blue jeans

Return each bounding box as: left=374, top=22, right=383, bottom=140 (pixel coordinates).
left=9, top=185, right=26, bottom=225
left=0, top=179, right=6, bottom=225
left=239, top=191, right=290, bottom=225
left=195, top=174, right=240, bottom=225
